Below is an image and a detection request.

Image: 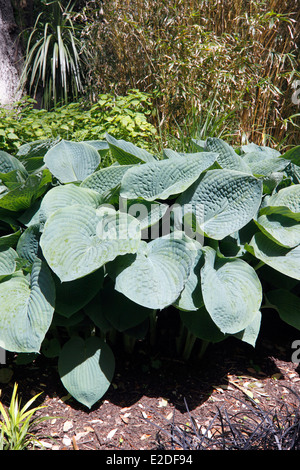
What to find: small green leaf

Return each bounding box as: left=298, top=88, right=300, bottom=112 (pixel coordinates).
left=280, top=145, right=300, bottom=166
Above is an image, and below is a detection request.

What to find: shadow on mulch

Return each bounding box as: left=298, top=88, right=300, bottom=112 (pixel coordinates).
left=1, top=306, right=297, bottom=412
left=1, top=306, right=300, bottom=450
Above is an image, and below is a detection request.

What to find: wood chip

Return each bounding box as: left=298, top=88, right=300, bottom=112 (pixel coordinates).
left=63, top=420, right=73, bottom=432
left=158, top=398, right=168, bottom=407
left=107, top=428, right=118, bottom=439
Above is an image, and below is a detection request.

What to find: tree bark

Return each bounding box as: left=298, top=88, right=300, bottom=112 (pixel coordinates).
left=0, top=0, right=23, bottom=107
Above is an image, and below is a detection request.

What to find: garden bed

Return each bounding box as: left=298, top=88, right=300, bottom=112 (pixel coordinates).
left=1, top=308, right=300, bottom=451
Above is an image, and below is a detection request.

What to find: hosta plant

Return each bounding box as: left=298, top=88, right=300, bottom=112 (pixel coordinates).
left=0, top=134, right=299, bottom=408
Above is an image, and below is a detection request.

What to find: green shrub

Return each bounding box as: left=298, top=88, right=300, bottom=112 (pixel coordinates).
left=0, top=134, right=299, bottom=409
left=0, top=91, right=157, bottom=161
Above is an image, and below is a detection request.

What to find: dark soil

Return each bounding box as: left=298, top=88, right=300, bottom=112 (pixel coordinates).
left=1, top=308, right=300, bottom=451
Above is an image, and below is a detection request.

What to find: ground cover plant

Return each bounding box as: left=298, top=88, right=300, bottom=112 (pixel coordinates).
left=0, top=91, right=157, bottom=155
left=0, top=134, right=299, bottom=409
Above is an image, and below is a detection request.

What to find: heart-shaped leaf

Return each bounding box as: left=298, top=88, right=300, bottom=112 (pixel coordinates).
left=260, top=185, right=300, bottom=220
left=40, top=205, right=141, bottom=282
left=115, top=232, right=198, bottom=310
left=16, top=224, right=40, bottom=263
left=201, top=247, right=262, bottom=334
left=39, top=183, right=102, bottom=229
left=173, top=240, right=204, bottom=311
left=44, top=140, right=101, bottom=183
left=0, top=246, right=18, bottom=279
left=0, top=150, right=28, bottom=176
left=233, top=311, right=262, bottom=347
left=58, top=336, right=115, bottom=408
left=255, top=213, right=300, bottom=248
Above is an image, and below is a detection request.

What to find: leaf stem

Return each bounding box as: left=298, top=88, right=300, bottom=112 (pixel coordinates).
left=182, top=330, right=197, bottom=362
left=254, top=260, right=265, bottom=271
left=198, top=339, right=210, bottom=360
left=149, top=309, right=158, bottom=347
left=123, top=333, right=136, bottom=354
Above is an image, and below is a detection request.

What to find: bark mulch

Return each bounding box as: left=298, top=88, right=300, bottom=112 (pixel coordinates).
left=1, top=308, right=300, bottom=451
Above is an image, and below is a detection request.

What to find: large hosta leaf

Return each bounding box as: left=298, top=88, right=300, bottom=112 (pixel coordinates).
left=180, top=306, right=226, bottom=343
left=242, top=153, right=289, bottom=176
left=0, top=246, right=18, bottom=280
left=120, top=152, right=217, bottom=201
left=39, top=183, right=102, bottom=229
left=44, top=140, right=100, bottom=183
left=201, top=247, right=262, bottom=334
left=255, top=186, right=300, bottom=247
left=115, top=232, right=198, bottom=310
left=82, top=140, right=109, bottom=158
left=266, top=289, right=300, bottom=330
left=233, top=311, right=262, bottom=347
left=260, top=185, right=300, bottom=220
left=205, top=138, right=251, bottom=172
left=0, top=150, right=28, bottom=183
left=173, top=240, right=204, bottom=311
left=40, top=205, right=141, bottom=282
left=0, top=258, right=55, bottom=353
left=16, top=224, right=40, bottom=263
left=246, top=232, right=300, bottom=280
left=81, top=164, right=134, bottom=196
left=241, top=143, right=281, bottom=158
left=106, top=133, right=156, bottom=164
left=58, top=336, right=115, bottom=408
left=54, top=269, right=104, bottom=318
left=17, top=138, right=60, bottom=172
left=255, top=213, right=300, bottom=248
left=176, top=169, right=262, bottom=240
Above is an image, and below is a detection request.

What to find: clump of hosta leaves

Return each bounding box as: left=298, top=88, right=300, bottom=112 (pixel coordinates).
left=0, top=134, right=299, bottom=408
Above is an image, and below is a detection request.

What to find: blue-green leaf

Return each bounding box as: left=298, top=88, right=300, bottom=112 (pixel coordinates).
left=44, top=140, right=100, bottom=183
left=58, top=336, right=115, bottom=408
left=201, top=247, right=262, bottom=334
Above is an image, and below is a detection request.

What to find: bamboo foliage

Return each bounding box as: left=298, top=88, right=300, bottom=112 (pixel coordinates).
left=82, top=0, right=300, bottom=147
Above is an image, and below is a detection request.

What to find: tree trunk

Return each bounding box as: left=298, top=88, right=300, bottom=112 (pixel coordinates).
left=0, top=0, right=23, bottom=107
